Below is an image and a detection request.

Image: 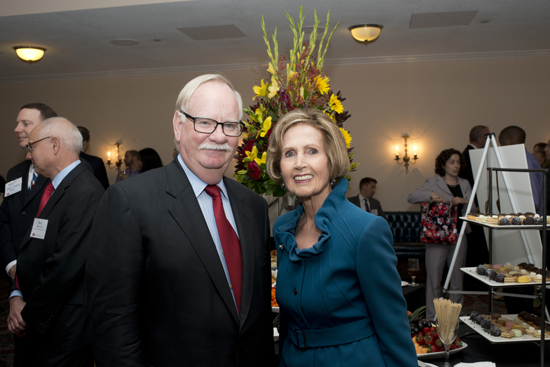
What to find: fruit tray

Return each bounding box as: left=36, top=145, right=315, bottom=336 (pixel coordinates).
left=416, top=342, right=468, bottom=360
left=460, top=314, right=550, bottom=343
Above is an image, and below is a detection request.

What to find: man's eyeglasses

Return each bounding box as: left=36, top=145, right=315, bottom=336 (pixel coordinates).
left=26, top=136, right=51, bottom=153
left=181, top=111, right=244, bottom=137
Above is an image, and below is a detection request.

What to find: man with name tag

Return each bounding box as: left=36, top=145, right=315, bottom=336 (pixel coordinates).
left=347, top=177, right=387, bottom=220
left=7, top=117, right=104, bottom=366
left=87, top=74, right=274, bottom=366
left=1, top=103, right=58, bottom=283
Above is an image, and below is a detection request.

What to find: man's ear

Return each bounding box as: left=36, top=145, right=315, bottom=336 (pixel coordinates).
left=51, top=137, right=61, bottom=154
left=173, top=111, right=183, bottom=143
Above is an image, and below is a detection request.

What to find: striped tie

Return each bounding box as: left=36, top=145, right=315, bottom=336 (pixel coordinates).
left=28, top=173, right=38, bottom=193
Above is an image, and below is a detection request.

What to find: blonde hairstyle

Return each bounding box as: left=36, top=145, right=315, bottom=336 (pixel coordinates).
left=266, top=109, right=350, bottom=185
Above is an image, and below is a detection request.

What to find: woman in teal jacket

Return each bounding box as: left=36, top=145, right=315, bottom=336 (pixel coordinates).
left=267, top=109, right=417, bottom=367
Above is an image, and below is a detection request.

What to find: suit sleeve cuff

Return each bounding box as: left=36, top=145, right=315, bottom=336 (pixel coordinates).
left=5, top=260, right=16, bottom=276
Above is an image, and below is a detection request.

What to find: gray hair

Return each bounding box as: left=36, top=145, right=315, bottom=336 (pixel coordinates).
left=175, top=73, right=243, bottom=120
left=39, top=117, right=83, bottom=154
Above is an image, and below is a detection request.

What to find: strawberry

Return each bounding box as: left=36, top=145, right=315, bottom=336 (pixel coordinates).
left=430, top=326, right=436, bottom=333
left=436, top=339, right=443, bottom=348
left=430, top=345, right=438, bottom=353
left=423, top=327, right=430, bottom=335
left=449, top=344, right=457, bottom=350
left=416, top=335, right=424, bottom=345
left=423, top=335, right=432, bottom=345
left=454, top=339, right=463, bottom=348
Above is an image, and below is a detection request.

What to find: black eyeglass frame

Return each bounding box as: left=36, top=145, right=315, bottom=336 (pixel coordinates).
left=181, top=111, right=244, bottom=137
left=26, top=136, right=51, bottom=153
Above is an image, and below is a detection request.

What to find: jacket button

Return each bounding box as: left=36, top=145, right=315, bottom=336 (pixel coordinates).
left=293, top=288, right=297, bottom=295
left=21, top=211, right=26, bottom=216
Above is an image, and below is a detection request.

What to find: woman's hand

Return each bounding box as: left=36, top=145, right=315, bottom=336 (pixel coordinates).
left=451, top=197, right=468, bottom=205
left=430, top=192, right=442, bottom=200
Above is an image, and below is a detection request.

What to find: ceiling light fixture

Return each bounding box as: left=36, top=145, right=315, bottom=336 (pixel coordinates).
left=13, top=46, right=46, bottom=64
left=349, top=24, right=382, bottom=42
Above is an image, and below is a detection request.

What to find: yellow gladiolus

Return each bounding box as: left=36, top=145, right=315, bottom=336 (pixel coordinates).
left=268, top=80, right=279, bottom=98
left=267, top=63, right=276, bottom=75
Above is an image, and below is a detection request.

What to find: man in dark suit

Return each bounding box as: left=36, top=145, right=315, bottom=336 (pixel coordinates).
left=77, top=126, right=110, bottom=189
left=347, top=177, right=386, bottom=220
left=87, top=74, right=274, bottom=366
left=0, top=103, right=57, bottom=282
left=460, top=125, right=490, bottom=290
left=7, top=117, right=104, bottom=366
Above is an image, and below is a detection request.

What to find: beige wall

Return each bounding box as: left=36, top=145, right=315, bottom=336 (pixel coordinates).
left=1, top=57, right=549, bottom=211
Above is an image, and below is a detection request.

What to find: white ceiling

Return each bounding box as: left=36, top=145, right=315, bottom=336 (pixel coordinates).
left=1, top=0, right=550, bottom=83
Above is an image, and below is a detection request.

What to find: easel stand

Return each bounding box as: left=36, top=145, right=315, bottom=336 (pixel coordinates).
left=439, top=133, right=548, bottom=367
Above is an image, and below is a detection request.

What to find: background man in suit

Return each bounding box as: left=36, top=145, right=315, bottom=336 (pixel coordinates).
left=87, top=74, right=274, bottom=366
left=77, top=126, right=110, bottom=189
left=459, top=125, right=490, bottom=290
left=7, top=117, right=104, bottom=366
left=0, top=103, right=57, bottom=281
left=348, top=177, right=386, bottom=220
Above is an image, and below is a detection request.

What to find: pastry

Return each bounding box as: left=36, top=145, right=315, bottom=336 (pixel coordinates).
left=501, top=330, right=515, bottom=339
left=505, top=321, right=515, bottom=329
left=498, top=217, right=511, bottom=225
left=531, top=274, right=543, bottom=283
left=492, top=264, right=503, bottom=270
left=467, top=212, right=479, bottom=220
left=489, top=327, right=501, bottom=336
left=511, top=217, right=522, bottom=225
left=486, top=215, right=499, bottom=225
left=512, top=329, right=522, bottom=338
left=504, top=275, right=517, bottom=283
left=476, top=265, right=487, bottom=275
left=526, top=327, right=536, bottom=336
left=517, top=275, right=531, bottom=283
left=483, top=263, right=493, bottom=269
left=491, top=313, right=501, bottom=319
left=495, top=273, right=505, bottom=283
left=523, top=217, right=535, bottom=225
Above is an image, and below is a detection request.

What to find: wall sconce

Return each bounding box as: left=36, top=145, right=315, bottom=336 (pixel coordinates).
left=394, top=133, right=418, bottom=173
left=349, top=24, right=382, bottom=42
left=13, top=46, right=46, bottom=64
left=107, top=141, right=123, bottom=169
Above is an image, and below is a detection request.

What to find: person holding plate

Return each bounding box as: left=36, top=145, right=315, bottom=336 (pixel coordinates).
left=266, top=109, right=416, bottom=367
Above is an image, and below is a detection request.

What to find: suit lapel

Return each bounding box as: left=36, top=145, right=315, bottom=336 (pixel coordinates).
left=224, top=178, right=255, bottom=327
left=24, top=175, right=48, bottom=208
left=20, top=163, right=86, bottom=252
left=165, top=162, right=240, bottom=323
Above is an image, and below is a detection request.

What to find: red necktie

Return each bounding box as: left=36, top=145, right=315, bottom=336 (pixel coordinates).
left=37, top=182, right=55, bottom=217
left=204, top=185, right=243, bottom=313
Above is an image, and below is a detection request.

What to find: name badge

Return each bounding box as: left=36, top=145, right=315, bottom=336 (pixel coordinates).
left=371, top=209, right=379, bottom=216
left=5, top=177, right=22, bottom=197
left=30, top=218, right=48, bottom=240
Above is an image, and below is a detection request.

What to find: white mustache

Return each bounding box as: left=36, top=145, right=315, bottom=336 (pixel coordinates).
left=198, top=142, right=231, bottom=152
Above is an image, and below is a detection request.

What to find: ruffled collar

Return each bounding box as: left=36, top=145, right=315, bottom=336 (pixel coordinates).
left=274, top=178, right=349, bottom=261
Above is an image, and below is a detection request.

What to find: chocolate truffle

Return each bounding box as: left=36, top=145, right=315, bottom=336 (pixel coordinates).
left=495, top=273, right=505, bottom=283
left=523, top=217, right=536, bottom=225
left=477, top=265, right=487, bottom=275
left=499, top=217, right=511, bottom=225
left=511, top=217, right=522, bottom=225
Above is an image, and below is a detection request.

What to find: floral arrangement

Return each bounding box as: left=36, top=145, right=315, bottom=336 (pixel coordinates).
left=234, top=7, right=358, bottom=197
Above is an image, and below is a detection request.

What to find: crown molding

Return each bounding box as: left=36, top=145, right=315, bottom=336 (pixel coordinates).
left=2, top=49, right=549, bottom=84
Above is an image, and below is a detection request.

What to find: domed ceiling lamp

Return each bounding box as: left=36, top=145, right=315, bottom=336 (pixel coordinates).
left=348, top=24, right=382, bottom=42
left=13, top=46, right=46, bottom=64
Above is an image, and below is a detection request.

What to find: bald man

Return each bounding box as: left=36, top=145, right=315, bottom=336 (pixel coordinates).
left=8, top=117, right=104, bottom=366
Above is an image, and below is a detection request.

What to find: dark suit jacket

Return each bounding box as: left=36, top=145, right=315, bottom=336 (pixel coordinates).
left=460, top=145, right=480, bottom=210
left=17, top=163, right=104, bottom=351
left=79, top=151, right=109, bottom=189
left=347, top=195, right=386, bottom=220
left=87, top=159, right=274, bottom=367
left=0, top=160, right=49, bottom=270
